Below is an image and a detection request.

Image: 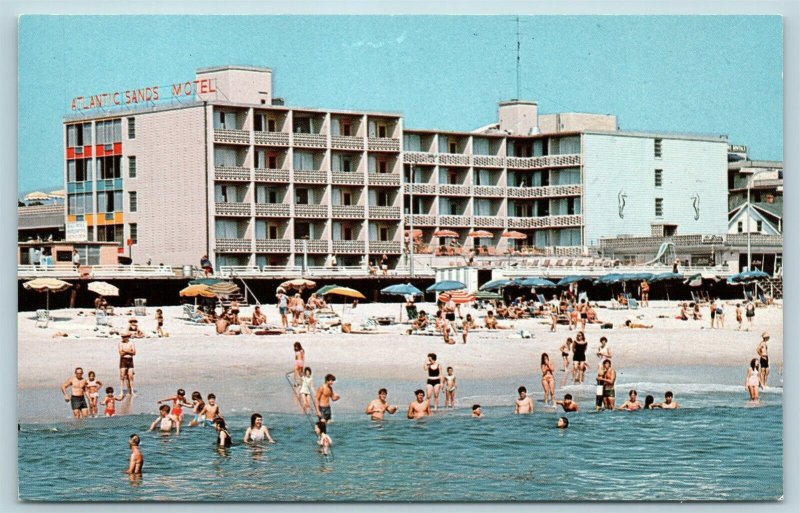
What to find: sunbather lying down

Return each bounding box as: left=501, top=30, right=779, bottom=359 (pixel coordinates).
left=623, top=319, right=653, bottom=329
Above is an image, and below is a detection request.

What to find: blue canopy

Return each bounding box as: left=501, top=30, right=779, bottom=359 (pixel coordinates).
left=479, top=279, right=515, bottom=291
left=595, top=273, right=625, bottom=285
left=381, top=283, right=423, bottom=296
left=727, top=270, right=771, bottom=284
left=426, top=280, right=467, bottom=292
left=624, top=272, right=654, bottom=281
left=650, top=272, right=685, bottom=283
left=556, top=275, right=594, bottom=286
left=514, top=277, right=557, bottom=288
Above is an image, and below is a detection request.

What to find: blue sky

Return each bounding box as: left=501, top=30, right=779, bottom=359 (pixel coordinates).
left=18, top=15, right=782, bottom=193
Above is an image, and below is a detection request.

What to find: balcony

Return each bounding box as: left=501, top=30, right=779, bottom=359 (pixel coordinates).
left=439, top=215, right=471, bottom=227
left=473, top=216, right=505, bottom=228
left=215, top=202, right=252, bottom=216
left=506, top=154, right=582, bottom=169
left=293, top=170, right=328, bottom=184
left=255, top=203, right=290, bottom=217
left=214, top=129, right=250, bottom=144
left=507, top=214, right=583, bottom=229
left=367, top=173, right=401, bottom=186
left=369, top=240, right=402, bottom=254
left=367, top=137, right=400, bottom=152
left=403, top=151, right=437, bottom=165
left=405, top=214, right=437, bottom=227
left=254, top=131, right=290, bottom=146
left=331, top=135, right=364, bottom=151
left=437, top=154, right=470, bottom=166
left=404, top=183, right=436, bottom=195
left=292, top=133, right=328, bottom=148
left=473, top=155, right=505, bottom=168
left=368, top=206, right=401, bottom=219
left=331, top=172, right=365, bottom=186
left=216, top=238, right=252, bottom=252
left=255, top=239, right=291, bottom=252
left=293, top=204, right=329, bottom=218
left=254, top=168, right=290, bottom=183
left=214, top=166, right=251, bottom=182
left=507, top=184, right=582, bottom=199
left=438, top=184, right=472, bottom=196
left=331, top=205, right=365, bottom=218
left=473, top=185, right=506, bottom=197
left=295, top=239, right=330, bottom=253
left=332, top=240, right=366, bottom=254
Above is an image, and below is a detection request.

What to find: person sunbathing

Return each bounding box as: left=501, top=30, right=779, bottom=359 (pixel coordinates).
left=411, top=311, right=429, bottom=330
left=496, top=304, right=509, bottom=319
left=624, top=319, right=653, bottom=329
left=676, top=303, right=689, bottom=321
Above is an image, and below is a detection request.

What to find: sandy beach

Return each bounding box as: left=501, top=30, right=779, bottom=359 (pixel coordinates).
left=18, top=299, right=783, bottom=422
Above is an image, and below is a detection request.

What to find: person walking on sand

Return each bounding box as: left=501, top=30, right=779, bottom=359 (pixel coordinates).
left=407, top=389, right=431, bottom=419
left=540, top=353, right=556, bottom=406
left=424, top=353, right=443, bottom=410
left=514, top=386, right=534, bottom=414
left=572, top=331, right=588, bottom=384
left=315, top=374, right=340, bottom=423
left=745, top=358, right=760, bottom=401
left=560, top=337, right=573, bottom=373
left=735, top=303, right=743, bottom=330
left=365, top=388, right=398, bottom=420
left=155, top=309, right=165, bottom=337
left=709, top=299, right=717, bottom=329
left=276, top=289, right=289, bottom=329
left=640, top=280, right=650, bottom=307
left=60, top=367, right=89, bottom=418
left=118, top=333, right=136, bottom=397
left=756, top=331, right=770, bottom=389
left=85, top=371, right=102, bottom=417
left=745, top=300, right=756, bottom=331
left=125, top=435, right=143, bottom=476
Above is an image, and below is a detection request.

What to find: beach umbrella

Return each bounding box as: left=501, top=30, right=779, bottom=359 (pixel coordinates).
left=472, top=290, right=503, bottom=301
left=87, top=281, right=119, bottom=297
left=557, top=275, right=594, bottom=287
left=23, top=191, right=50, bottom=202
left=381, top=283, right=423, bottom=297
left=468, top=230, right=494, bottom=238
left=323, top=286, right=366, bottom=300
left=189, top=278, right=225, bottom=286
left=315, top=284, right=341, bottom=296
left=280, top=278, right=317, bottom=291
left=208, top=281, right=239, bottom=297
left=727, top=270, right=770, bottom=284
left=685, top=272, right=721, bottom=287
left=404, top=229, right=423, bottom=238
left=48, top=189, right=66, bottom=200
left=500, top=230, right=527, bottom=239
left=438, top=291, right=475, bottom=304
left=23, top=277, right=72, bottom=312
left=179, top=284, right=216, bottom=298
left=650, top=272, right=684, bottom=283
left=515, top=277, right=557, bottom=288
left=426, top=280, right=466, bottom=293
left=432, top=229, right=458, bottom=238
left=479, top=279, right=515, bottom=291
left=595, top=273, right=625, bottom=285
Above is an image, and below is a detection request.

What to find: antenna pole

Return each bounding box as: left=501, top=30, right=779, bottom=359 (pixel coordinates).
left=516, top=16, right=521, bottom=99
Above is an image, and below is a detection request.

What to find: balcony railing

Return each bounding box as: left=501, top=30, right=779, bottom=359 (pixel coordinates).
left=473, top=155, right=505, bottom=168
left=507, top=214, right=583, bottom=229
left=473, top=185, right=506, bottom=197
left=506, top=154, right=581, bottom=169
left=254, top=168, right=290, bottom=182
left=331, top=172, right=365, bottom=186
left=507, top=184, right=582, bottom=199
left=404, top=183, right=437, bottom=195
left=404, top=214, right=437, bottom=227
left=331, top=205, right=365, bottom=218
left=331, top=135, right=364, bottom=151
left=439, top=215, right=472, bottom=227
left=254, top=131, right=290, bottom=146
left=403, top=151, right=437, bottom=164
left=368, top=206, right=401, bottom=219
left=367, top=137, right=400, bottom=152
left=293, top=170, right=328, bottom=184
left=473, top=216, right=505, bottom=228
left=293, top=204, right=329, bottom=218
left=332, top=240, right=366, bottom=254
left=214, top=166, right=251, bottom=181
left=369, top=241, right=402, bottom=254
left=367, top=173, right=401, bottom=186
left=215, top=202, right=252, bottom=216
left=438, top=184, right=472, bottom=196
left=214, top=129, right=250, bottom=144
left=292, top=133, right=328, bottom=148
left=438, top=154, right=470, bottom=166
left=255, top=239, right=291, bottom=252
left=255, top=203, right=290, bottom=217
left=295, top=239, right=330, bottom=253
left=216, top=238, right=252, bottom=252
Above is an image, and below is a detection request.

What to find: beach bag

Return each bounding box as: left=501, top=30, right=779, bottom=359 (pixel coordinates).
left=342, top=323, right=352, bottom=333
left=601, top=323, right=613, bottom=329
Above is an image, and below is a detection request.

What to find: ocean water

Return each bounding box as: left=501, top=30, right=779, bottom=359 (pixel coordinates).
left=18, top=366, right=783, bottom=502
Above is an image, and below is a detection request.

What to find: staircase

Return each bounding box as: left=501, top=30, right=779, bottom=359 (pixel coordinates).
left=767, top=278, right=783, bottom=299
left=220, top=291, right=249, bottom=308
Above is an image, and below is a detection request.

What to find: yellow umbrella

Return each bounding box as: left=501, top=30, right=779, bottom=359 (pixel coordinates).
left=24, top=191, right=50, bottom=202
left=87, top=281, right=120, bottom=297
left=179, top=284, right=216, bottom=298
left=280, top=278, right=317, bottom=291
left=322, top=286, right=366, bottom=300
left=23, top=278, right=72, bottom=311
left=208, top=281, right=239, bottom=296
left=48, top=189, right=66, bottom=200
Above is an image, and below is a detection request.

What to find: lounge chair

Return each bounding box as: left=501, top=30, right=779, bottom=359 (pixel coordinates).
left=96, top=310, right=109, bottom=327
left=406, top=304, right=418, bottom=322
left=35, top=309, right=50, bottom=329
left=627, top=298, right=639, bottom=310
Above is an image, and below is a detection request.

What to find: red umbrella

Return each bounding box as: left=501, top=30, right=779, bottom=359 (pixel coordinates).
left=438, top=291, right=475, bottom=304
left=501, top=230, right=527, bottom=239
left=468, top=230, right=493, bottom=238
left=404, top=229, right=423, bottom=238
left=433, top=229, right=459, bottom=238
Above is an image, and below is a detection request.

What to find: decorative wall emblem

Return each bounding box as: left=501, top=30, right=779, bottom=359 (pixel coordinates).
left=691, top=194, right=700, bottom=220
left=618, top=190, right=627, bottom=219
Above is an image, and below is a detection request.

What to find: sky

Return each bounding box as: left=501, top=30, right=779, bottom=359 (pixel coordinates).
left=17, top=15, right=783, bottom=193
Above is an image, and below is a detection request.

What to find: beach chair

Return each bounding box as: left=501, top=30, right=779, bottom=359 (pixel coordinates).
left=183, top=304, right=196, bottom=319
left=95, top=310, right=109, bottom=327
left=359, top=318, right=379, bottom=331
left=578, top=291, right=588, bottom=304
left=405, top=304, right=418, bottom=323
left=627, top=298, right=639, bottom=310
left=536, top=294, right=547, bottom=305
left=35, top=309, right=50, bottom=329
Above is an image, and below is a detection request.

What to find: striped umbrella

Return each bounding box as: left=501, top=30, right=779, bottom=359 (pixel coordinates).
left=438, top=291, right=475, bottom=304
left=433, top=229, right=459, bottom=238
left=23, top=277, right=72, bottom=312
left=468, top=230, right=493, bottom=238
left=208, top=281, right=239, bottom=297
left=87, top=281, right=119, bottom=297
left=500, top=230, right=527, bottom=239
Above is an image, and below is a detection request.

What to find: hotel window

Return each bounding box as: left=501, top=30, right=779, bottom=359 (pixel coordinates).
left=379, top=226, right=390, bottom=241
left=295, top=188, right=309, bottom=205
left=737, top=221, right=743, bottom=233
left=342, top=156, right=352, bottom=173
left=341, top=120, right=352, bottom=137
left=268, top=226, right=278, bottom=239
left=268, top=154, right=278, bottom=169
left=377, top=124, right=387, bottom=138
left=128, top=156, right=137, bottom=178
left=378, top=159, right=388, bottom=174
left=403, top=134, right=422, bottom=152
left=342, top=225, right=353, bottom=240
left=654, top=138, right=663, bottom=158
left=655, top=198, right=664, bottom=217
left=757, top=220, right=763, bottom=232
left=267, top=118, right=277, bottom=132
left=449, top=140, right=458, bottom=154
left=655, top=169, right=663, bottom=187
left=129, top=223, right=138, bottom=244
left=377, top=191, right=390, bottom=207
left=127, top=117, right=135, bottom=139
left=254, top=113, right=266, bottom=131
left=129, top=192, right=138, bottom=212
left=342, top=192, right=352, bottom=206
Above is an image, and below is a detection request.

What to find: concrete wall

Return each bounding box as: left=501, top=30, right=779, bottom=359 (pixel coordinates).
left=497, top=101, right=538, bottom=135
left=196, top=67, right=272, bottom=106
left=123, top=105, right=209, bottom=266
left=538, top=113, right=617, bottom=134
left=582, top=133, right=729, bottom=246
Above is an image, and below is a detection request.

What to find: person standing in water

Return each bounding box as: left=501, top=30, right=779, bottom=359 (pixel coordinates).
left=756, top=331, right=770, bottom=390
left=315, top=374, right=340, bottom=423
left=745, top=358, right=760, bottom=401
left=540, top=353, right=555, bottom=406
left=514, top=386, right=534, bottom=414
left=365, top=388, right=398, bottom=420
left=243, top=413, right=276, bottom=443
left=572, top=332, right=588, bottom=384
left=424, top=353, right=443, bottom=410
left=597, top=359, right=616, bottom=410
left=125, top=435, right=143, bottom=476
left=407, top=389, right=431, bottom=419
left=60, top=367, right=89, bottom=418
left=118, top=333, right=136, bottom=398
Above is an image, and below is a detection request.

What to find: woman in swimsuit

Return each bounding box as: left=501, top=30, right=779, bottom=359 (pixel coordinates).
left=214, top=418, right=232, bottom=448
left=572, top=331, right=588, bottom=384
left=560, top=337, right=573, bottom=373
left=540, top=353, right=556, bottom=406
left=299, top=367, right=315, bottom=413
left=461, top=314, right=474, bottom=344
left=243, top=413, right=275, bottom=443
left=293, top=342, right=305, bottom=388
left=158, top=389, right=192, bottom=423
left=745, top=301, right=755, bottom=331
left=188, top=391, right=206, bottom=427
left=443, top=366, right=457, bottom=408
left=745, top=358, right=760, bottom=401
left=85, top=371, right=102, bottom=417
left=424, top=353, right=443, bottom=410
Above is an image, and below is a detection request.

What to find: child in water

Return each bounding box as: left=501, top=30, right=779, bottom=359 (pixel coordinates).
left=101, top=386, right=123, bottom=417
left=126, top=434, right=143, bottom=475
left=188, top=391, right=206, bottom=427
left=314, top=421, right=332, bottom=456
left=85, top=371, right=102, bottom=417
left=443, top=367, right=457, bottom=408
left=158, top=389, right=192, bottom=423
left=299, top=367, right=315, bottom=414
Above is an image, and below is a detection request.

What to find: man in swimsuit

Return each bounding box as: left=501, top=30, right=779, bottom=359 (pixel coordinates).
left=276, top=289, right=289, bottom=329
left=555, top=393, right=579, bottom=412
left=597, top=359, right=616, bottom=410
left=148, top=404, right=180, bottom=434
left=126, top=434, right=144, bottom=476
left=315, top=374, right=340, bottom=423
left=365, top=388, right=398, bottom=420
left=757, top=331, right=770, bottom=389
left=60, top=367, right=89, bottom=418
left=514, top=386, right=534, bottom=414
left=407, top=389, right=431, bottom=419
left=118, top=333, right=136, bottom=397
left=653, top=391, right=679, bottom=409
left=617, top=389, right=642, bottom=411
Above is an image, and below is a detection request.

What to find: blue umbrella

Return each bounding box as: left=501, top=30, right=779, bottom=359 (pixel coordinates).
left=557, top=275, right=594, bottom=286
left=624, top=272, right=654, bottom=281
left=380, top=283, right=423, bottom=296
left=727, top=270, right=770, bottom=284
left=650, top=272, right=684, bottom=283
left=514, top=277, right=557, bottom=288
left=479, top=279, right=515, bottom=291
left=595, top=273, right=624, bottom=285
left=426, top=280, right=467, bottom=292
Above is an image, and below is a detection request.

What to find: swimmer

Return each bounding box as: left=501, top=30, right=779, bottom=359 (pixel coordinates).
left=148, top=404, right=180, bottom=434
left=214, top=417, right=231, bottom=447
left=514, top=386, right=534, bottom=414
left=556, top=417, right=569, bottom=429
left=407, top=389, right=431, bottom=419
left=314, top=421, right=332, bottom=456
left=643, top=395, right=656, bottom=409
left=101, top=386, right=123, bottom=417
left=555, top=393, right=579, bottom=412
left=201, top=394, right=220, bottom=426
left=187, top=391, right=206, bottom=427
left=157, top=388, right=192, bottom=423
left=85, top=371, right=103, bottom=417
left=652, top=391, right=679, bottom=409
left=597, top=359, right=617, bottom=410
left=243, top=413, right=275, bottom=443
left=365, top=388, right=398, bottom=420
left=617, top=389, right=642, bottom=411
left=125, top=434, right=143, bottom=475
left=443, top=367, right=457, bottom=409
left=540, top=353, right=556, bottom=406
left=472, top=404, right=483, bottom=417
left=756, top=331, right=770, bottom=389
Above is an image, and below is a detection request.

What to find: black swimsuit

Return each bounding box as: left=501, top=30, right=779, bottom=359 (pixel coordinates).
left=427, top=364, right=441, bottom=387
left=573, top=342, right=587, bottom=363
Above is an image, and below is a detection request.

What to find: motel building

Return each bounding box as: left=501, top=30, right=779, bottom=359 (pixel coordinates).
left=63, top=65, right=730, bottom=275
